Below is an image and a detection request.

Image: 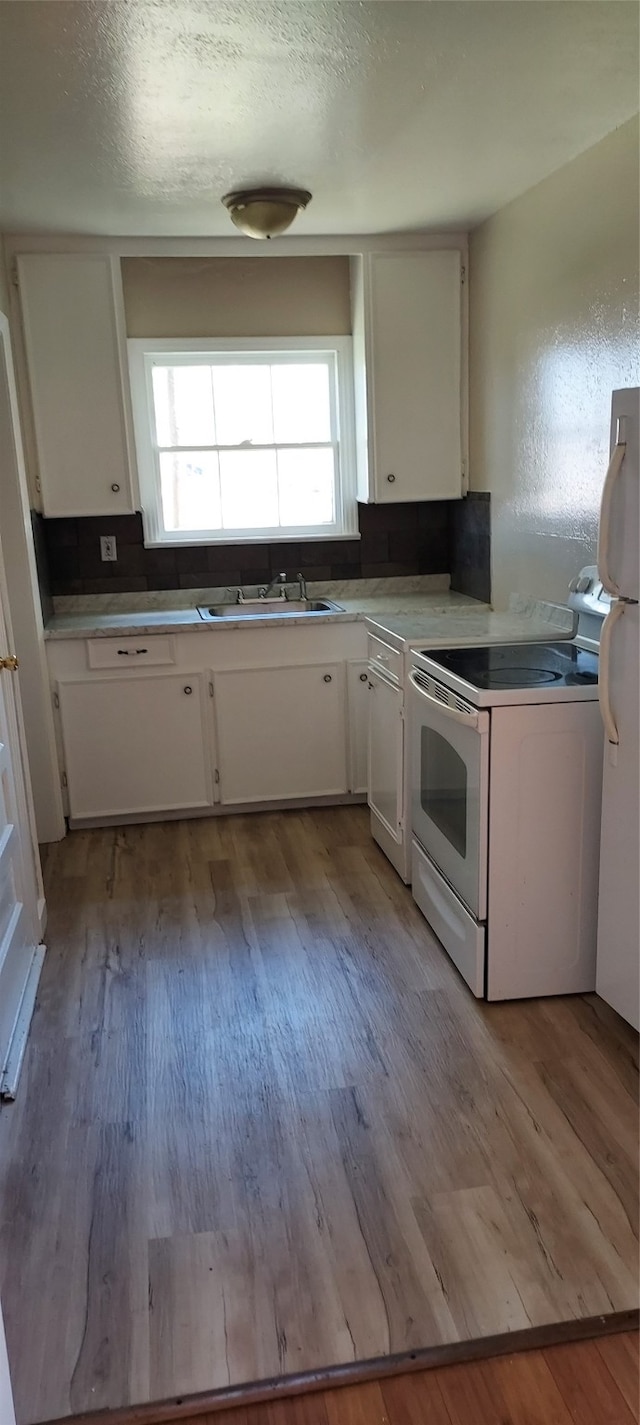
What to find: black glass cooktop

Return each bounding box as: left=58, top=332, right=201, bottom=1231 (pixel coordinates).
left=421, top=642, right=598, bottom=691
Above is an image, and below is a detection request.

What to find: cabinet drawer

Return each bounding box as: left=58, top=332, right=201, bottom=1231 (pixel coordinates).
left=367, top=634, right=402, bottom=684
left=86, top=636, right=175, bottom=669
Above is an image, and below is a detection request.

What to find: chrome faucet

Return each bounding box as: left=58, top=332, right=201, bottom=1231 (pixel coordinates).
left=297, top=571, right=307, bottom=599
left=259, top=571, right=288, bottom=599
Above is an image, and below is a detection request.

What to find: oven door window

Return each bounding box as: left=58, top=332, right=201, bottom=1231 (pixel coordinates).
left=420, top=727, right=467, bottom=858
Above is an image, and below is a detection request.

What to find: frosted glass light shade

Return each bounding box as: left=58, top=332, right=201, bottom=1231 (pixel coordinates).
left=222, top=187, right=312, bottom=239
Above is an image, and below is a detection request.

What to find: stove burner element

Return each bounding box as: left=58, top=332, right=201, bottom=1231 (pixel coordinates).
left=494, top=667, right=562, bottom=686
left=415, top=641, right=599, bottom=696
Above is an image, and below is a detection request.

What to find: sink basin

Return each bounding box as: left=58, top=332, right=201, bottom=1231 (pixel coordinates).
left=197, top=598, right=344, bottom=620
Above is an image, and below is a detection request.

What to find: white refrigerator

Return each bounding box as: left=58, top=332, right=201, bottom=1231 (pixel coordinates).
left=596, top=388, right=639, bottom=1029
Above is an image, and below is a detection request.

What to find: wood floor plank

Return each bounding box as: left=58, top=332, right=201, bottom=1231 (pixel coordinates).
left=475, top=1349, right=576, bottom=1425
left=543, top=1335, right=638, bottom=1424
left=381, top=1369, right=454, bottom=1425
left=428, top=1358, right=505, bottom=1425
left=595, top=1331, right=640, bottom=1418
left=0, top=808, right=637, bottom=1422
left=323, top=1381, right=389, bottom=1425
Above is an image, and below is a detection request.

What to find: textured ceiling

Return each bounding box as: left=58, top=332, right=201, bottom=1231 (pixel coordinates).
left=0, top=1, right=637, bottom=237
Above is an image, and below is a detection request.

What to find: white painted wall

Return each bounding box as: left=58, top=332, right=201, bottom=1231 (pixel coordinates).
left=0, top=1303, right=16, bottom=1425
left=469, top=118, right=640, bottom=609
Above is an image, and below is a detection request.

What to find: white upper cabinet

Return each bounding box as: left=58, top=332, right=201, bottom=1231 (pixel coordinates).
left=352, top=250, right=465, bottom=503
left=17, top=253, right=138, bottom=517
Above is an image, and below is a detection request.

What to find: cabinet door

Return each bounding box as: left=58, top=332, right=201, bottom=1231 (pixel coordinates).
left=214, top=664, right=347, bottom=804
left=58, top=672, right=213, bottom=821
left=347, top=660, right=370, bottom=794
left=17, top=254, right=137, bottom=516
left=368, top=669, right=404, bottom=842
left=355, top=250, right=463, bottom=503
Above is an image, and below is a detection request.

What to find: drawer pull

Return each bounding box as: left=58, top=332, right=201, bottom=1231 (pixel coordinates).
left=117, top=647, right=148, bottom=656
left=323, top=673, right=332, bottom=683
left=183, top=685, right=193, bottom=695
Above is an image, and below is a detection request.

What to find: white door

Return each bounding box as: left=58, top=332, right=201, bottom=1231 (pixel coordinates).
left=0, top=539, right=44, bottom=1097
left=368, top=667, right=404, bottom=841
left=57, top=672, right=214, bottom=822
left=599, top=388, right=639, bottom=601
left=0, top=1302, right=16, bottom=1425
left=347, top=660, right=370, bottom=794
left=596, top=599, right=640, bottom=1028
left=214, top=663, right=347, bottom=804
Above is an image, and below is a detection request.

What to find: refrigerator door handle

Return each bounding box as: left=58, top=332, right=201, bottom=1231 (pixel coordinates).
left=597, top=429, right=627, bottom=597
left=598, top=600, right=625, bottom=744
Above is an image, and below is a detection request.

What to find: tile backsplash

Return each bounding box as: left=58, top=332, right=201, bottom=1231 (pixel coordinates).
left=449, top=492, right=491, bottom=603
left=36, top=496, right=490, bottom=601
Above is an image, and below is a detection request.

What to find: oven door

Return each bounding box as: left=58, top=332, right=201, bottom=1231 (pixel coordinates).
left=410, top=669, right=490, bottom=920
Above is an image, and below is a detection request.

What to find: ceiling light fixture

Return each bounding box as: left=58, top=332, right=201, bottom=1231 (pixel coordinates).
left=221, top=186, right=312, bottom=240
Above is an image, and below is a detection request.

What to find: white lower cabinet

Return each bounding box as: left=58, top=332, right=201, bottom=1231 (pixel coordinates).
left=368, top=667, right=404, bottom=841
left=214, top=663, right=347, bottom=804
left=58, top=671, right=213, bottom=822
left=347, top=660, right=371, bottom=794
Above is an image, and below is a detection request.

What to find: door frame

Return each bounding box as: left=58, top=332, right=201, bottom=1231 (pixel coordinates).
left=0, top=312, right=65, bottom=847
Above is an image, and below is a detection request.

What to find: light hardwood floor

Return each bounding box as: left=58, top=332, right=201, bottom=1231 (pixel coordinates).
left=167, top=1331, right=640, bottom=1425
left=0, top=808, right=637, bottom=1423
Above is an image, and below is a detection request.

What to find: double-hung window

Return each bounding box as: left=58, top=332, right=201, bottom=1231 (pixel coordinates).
left=128, top=337, right=357, bottom=545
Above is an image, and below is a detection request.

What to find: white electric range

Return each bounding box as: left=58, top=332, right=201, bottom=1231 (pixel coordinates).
left=409, top=569, right=609, bottom=1001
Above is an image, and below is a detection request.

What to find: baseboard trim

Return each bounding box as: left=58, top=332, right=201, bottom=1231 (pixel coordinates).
left=39, top=1308, right=639, bottom=1425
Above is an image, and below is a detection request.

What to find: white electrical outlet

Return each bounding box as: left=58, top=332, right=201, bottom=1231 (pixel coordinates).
left=100, top=536, right=117, bottom=562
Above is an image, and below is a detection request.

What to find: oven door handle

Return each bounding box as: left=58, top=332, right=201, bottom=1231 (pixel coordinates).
left=409, top=671, right=481, bottom=729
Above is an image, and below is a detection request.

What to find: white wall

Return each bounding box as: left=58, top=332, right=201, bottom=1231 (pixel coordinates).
left=0, top=1302, right=16, bottom=1425
left=469, top=118, right=640, bottom=609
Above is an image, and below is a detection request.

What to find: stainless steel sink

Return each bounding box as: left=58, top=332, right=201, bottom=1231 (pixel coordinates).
left=197, top=598, right=344, bottom=620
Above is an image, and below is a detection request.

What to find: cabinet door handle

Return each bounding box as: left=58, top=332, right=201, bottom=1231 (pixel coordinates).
left=111, top=482, right=121, bottom=493
left=386, top=473, right=396, bottom=483
left=117, top=648, right=148, bottom=656
left=359, top=672, right=368, bottom=682
left=323, top=673, right=332, bottom=683
left=183, top=685, right=193, bottom=695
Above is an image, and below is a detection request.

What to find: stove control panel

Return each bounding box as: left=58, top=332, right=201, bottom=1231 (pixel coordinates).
left=568, top=564, right=611, bottom=631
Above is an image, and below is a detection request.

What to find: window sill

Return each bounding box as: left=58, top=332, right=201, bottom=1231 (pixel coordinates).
left=142, top=532, right=362, bottom=549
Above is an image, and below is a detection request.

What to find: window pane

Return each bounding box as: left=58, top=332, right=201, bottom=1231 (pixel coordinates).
left=219, top=449, right=279, bottom=529
left=277, top=447, right=335, bottom=527
left=159, top=451, right=221, bottom=532
left=212, top=365, right=274, bottom=446
left=271, top=363, right=332, bottom=443
left=152, top=365, right=216, bottom=446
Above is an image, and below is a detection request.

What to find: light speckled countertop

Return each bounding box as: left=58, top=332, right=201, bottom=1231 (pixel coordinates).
left=44, top=576, right=574, bottom=647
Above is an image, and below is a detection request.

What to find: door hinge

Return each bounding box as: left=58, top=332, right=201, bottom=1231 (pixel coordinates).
left=35, top=475, right=41, bottom=495
left=61, top=771, right=68, bottom=789
left=208, top=681, right=214, bottom=698
left=53, top=690, right=60, bottom=709
left=461, top=264, right=466, bottom=285
left=10, top=260, right=19, bottom=289
left=214, top=768, right=220, bottom=784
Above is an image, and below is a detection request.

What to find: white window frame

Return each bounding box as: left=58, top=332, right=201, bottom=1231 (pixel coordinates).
left=128, top=336, right=358, bottom=546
